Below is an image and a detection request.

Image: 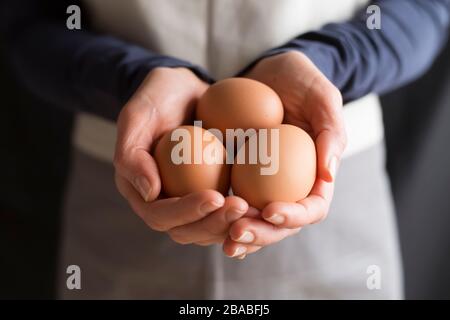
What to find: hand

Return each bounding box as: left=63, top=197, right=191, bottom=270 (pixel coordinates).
left=114, top=67, right=249, bottom=245
left=223, top=51, right=347, bottom=258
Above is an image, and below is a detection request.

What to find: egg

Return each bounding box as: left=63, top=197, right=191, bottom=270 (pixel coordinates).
left=155, top=125, right=230, bottom=197
left=196, top=78, right=284, bottom=135
left=231, top=124, right=316, bottom=209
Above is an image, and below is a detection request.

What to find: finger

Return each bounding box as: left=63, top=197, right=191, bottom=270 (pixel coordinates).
left=243, top=206, right=261, bottom=218
left=315, top=128, right=346, bottom=183
left=228, top=218, right=300, bottom=247
left=116, top=174, right=225, bottom=231
left=114, top=147, right=162, bottom=203
left=262, top=178, right=334, bottom=228
left=195, top=238, right=224, bottom=246
left=114, top=89, right=164, bottom=202
left=309, top=81, right=346, bottom=183
left=167, top=196, right=248, bottom=245
left=223, top=236, right=262, bottom=258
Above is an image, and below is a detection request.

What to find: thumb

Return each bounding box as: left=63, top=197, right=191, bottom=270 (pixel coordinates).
left=114, top=99, right=162, bottom=202
left=315, top=128, right=346, bottom=183
left=114, top=148, right=162, bottom=202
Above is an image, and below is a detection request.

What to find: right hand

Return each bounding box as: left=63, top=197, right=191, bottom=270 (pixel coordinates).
left=114, top=67, right=249, bottom=247
left=222, top=51, right=347, bottom=258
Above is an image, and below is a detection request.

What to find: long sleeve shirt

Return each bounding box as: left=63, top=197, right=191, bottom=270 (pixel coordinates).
left=1, top=0, right=449, bottom=120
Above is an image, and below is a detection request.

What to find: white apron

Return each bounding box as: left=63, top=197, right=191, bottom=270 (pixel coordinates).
left=59, top=0, right=403, bottom=299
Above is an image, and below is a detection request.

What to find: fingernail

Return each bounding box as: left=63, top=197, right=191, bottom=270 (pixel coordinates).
left=237, top=254, right=247, bottom=260
left=232, top=246, right=247, bottom=257
left=328, top=156, right=338, bottom=181
left=200, top=200, right=224, bottom=214
left=266, top=214, right=285, bottom=225
left=135, top=176, right=151, bottom=202
left=236, top=231, right=254, bottom=243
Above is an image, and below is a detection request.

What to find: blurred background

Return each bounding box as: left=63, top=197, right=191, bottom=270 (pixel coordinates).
left=1, top=25, right=450, bottom=300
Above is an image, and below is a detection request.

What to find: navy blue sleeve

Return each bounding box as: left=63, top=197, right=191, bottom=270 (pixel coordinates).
left=247, top=0, right=450, bottom=103
left=1, top=0, right=213, bottom=121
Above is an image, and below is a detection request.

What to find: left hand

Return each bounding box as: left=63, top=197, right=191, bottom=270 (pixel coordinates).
left=223, top=51, right=347, bottom=259
left=114, top=67, right=250, bottom=247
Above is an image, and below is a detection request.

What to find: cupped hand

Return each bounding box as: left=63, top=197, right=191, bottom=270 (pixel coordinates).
left=114, top=67, right=248, bottom=245
left=223, top=51, right=347, bottom=258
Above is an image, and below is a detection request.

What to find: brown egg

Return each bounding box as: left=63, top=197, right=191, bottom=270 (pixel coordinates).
left=155, top=125, right=230, bottom=197
left=231, top=124, right=316, bottom=209
left=196, top=78, right=284, bottom=134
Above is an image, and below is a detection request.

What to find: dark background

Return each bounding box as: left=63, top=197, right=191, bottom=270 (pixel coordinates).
left=382, top=39, right=450, bottom=299
left=0, top=40, right=73, bottom=299
left=0, top=37, right=449, bottom=300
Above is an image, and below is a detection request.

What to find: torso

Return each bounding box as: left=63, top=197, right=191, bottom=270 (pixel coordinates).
left=75, top=0, right=383, bottom=161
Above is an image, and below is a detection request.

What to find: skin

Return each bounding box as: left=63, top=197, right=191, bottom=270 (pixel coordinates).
left=114, top=67, right=249, bottom=246
left=115, top=51, right=347, bottom=259
left=223, top=51, right=347, bottom=258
